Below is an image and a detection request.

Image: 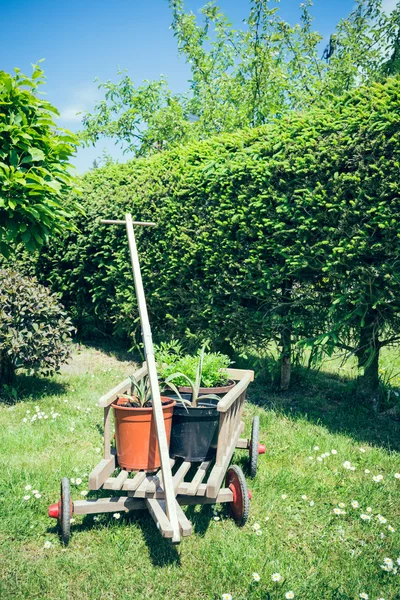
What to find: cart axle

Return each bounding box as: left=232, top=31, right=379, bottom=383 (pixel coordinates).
left=48, top=503, right=59, bottom=519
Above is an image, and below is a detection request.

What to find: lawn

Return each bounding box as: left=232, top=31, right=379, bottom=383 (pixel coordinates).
left=1, top=344, right=400, bottom=600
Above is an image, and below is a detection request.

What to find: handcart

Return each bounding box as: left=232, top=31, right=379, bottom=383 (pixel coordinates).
left=48, top=214, right=265, bottom=544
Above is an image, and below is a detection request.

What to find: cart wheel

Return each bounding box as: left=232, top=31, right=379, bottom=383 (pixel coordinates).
left=58, top=477, right=72, bottom=546
left=249, top=416, right=260, bottom=478
left=226, top=465, right=250, bottom=526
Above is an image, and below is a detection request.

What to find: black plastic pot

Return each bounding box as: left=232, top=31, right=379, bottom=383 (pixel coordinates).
left=169, top=398, right=220, bottom=462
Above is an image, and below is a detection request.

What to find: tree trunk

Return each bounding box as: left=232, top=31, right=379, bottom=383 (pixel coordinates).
left=0, top=354, right=15, bottom=386
left=280, top=325, right=291, bottom=391
left=356, top=312, right=380, bottom=411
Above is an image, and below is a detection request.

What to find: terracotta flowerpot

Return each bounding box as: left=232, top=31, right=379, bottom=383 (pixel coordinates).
left=112, top=397, right=175, bottom=472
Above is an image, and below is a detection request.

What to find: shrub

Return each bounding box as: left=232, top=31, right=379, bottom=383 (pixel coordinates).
left=156, top=343, right=230, bottom=387
left=0, top=64, right=80, bottom=257
left=0, top=268, right=74, bottom=384
left=34, top=77, right=400, bottom=402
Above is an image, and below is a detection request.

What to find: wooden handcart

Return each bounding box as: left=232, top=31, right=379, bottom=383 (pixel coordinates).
left=48, top=214, right=265, bottom=544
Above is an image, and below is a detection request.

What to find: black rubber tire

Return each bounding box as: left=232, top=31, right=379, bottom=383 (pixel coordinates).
left=226, top=465, right=250, bottom=526
left=249, top=416, right=260, bottom=478
left=59, top=477, right=71, bottom=546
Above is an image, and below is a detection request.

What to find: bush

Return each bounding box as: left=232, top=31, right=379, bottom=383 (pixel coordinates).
left=0, top=65, right=80, bottom=257
left=34, top=77, right=400, bottom=400
left=0, top=268, right=74, bottom=384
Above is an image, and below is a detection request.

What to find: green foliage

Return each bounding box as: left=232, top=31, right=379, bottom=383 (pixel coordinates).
left=0, top=64, right=80, bottom=257
left=0, top=268, right=74, bottom=385
left=35, top=77, right=400, bottom=400
left=81, top=0, right=400, bottom=157
left=157, top=344, right=230, bottom=388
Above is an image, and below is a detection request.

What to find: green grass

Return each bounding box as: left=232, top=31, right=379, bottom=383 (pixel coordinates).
left=1, top=345, right=400, bottom=600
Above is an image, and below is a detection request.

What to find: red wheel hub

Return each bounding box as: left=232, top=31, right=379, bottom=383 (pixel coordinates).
left=258, top=443, right=266, bottom=455
left=227, top=472, right=244, bottom=521
left=48, top=503, right=59, bottom=519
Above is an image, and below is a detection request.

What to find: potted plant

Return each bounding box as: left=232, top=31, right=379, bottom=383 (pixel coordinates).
left=112, top=375, right=175, bottom=472
left=161, top=346, right=232, bottom=462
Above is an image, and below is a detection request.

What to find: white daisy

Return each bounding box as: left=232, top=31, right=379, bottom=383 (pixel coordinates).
left=281, top=494, right=287, bottom=500
left=372, top=474, right=383, bottom=482
left=360, top=514, right=371, bottom=521
left=394, top=473, right=400, bottom=479
left=265, top=516, right=270, bottom=521
left=25, top=485, right=32, bottom=491
left=383, top=558, right=393, bottom=568
left=253, top=522, right=261, bottom=530
left=397, top=558, right=400, bottom=566
left=113, top=512, right=120, bottom=519
left=359, top=448, right=366, bottom=453
left=377, top=515, right=387, bottom=524
left=285, top=592, right=295, bottom=599
left=70, top=478, right=75, bottom=484
left=271, top=573, right=282, bottom=582
left=222, top=595, right=232, bottom=600
left=301, top=495, right=308, bottom=500
left=313, top=446, right=319, bottom=451
left=364, top=469, right=370, bottom=474
left=43, top=541, right=52, bottom=549
left=75, top=478, right=82, bottom=485
left=22, top=418, right=27, bottom=423
left=366, top=507, right=372, bottom=513
left=331, top=449, right=337, bottom=455
left=317, top=457, right=323, bottom=462
left=359, top=593, right=368, bottom=599
left=338, top=503, right=345, bottom=508
left=351, top=501, right=359, bottom=508
left=23, top=495, right=31, bottom=501
left=252, top=573, right=260, bottom=582
left=309, top=501, right=314, bottom=507
left=213, top=516, right=220, bottom=521
left=80, top=490, right=88, bottom=496
left=388, top=525, right=395, bottom=532
left=343, top=461, right=352, bottom=470
left=308, top=456, right=314, bottom=460
left=34, top=493, right=41, bottom=499
left=255, top=529, right=262, bottom=536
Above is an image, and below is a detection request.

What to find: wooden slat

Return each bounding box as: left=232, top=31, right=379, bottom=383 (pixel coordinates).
left=186, top=461, right=211, bottom=496
left=98, top=377, right=132, bottom=408
left=175, top=501, right=192, bottom=536
left=89, top=452, right=116, bottom=490
left=217, top=372, right=253, bottom=413
left=145, top=498, right=173, bottom=538
left=216, top=411, right=230, bottom=465
left=235, top=437, right=249, bottom=449
left=122, top=471, right=147, bottom=491
left=73, top=496, right=145, bottom=514
left=110, top=470, right=129, bottom=491
left=103, top=405, right=112, bottom=459
left=97, top=363, right=148, bottom=408
left=226, top=367, right=254, bottom=382
left=173, top=461, right=191, bottom=493
left=206, top=419, right=243, bottom=498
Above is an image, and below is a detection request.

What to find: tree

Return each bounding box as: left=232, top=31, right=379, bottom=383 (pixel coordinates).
left=81, top=0, right=400, bottom=158
left=0, top=64, right=80, bottom=257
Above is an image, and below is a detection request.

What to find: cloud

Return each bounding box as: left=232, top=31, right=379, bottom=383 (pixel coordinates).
left=58, top=83, right=101, bottom=123
left=59, top=105, right=84, bottom=122
left=382, top=0, right=397, bottom=14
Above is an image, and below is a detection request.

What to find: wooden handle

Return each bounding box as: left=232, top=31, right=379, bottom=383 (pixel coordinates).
left=100, top=219, right=156, bottom=227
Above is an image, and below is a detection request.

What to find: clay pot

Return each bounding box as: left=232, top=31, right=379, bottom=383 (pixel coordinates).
left=112, top=396, right=175, bottom=472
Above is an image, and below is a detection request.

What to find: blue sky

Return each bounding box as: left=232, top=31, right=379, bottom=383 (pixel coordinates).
left=1, top=0, right=397, bottom=172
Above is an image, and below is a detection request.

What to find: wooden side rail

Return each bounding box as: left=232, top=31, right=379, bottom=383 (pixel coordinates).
left=225, top=367, right=255, bottom=382
left=217, top=370, right=253, bottom=413
left=98, top=362, right=148, bottom=408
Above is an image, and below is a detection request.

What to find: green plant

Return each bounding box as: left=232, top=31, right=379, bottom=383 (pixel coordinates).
left=117, top=375, right=152, bottom=408
left=0, top=268, right=74, bottom=385
left=164, top=346, right=227, bottom=407
left=0, top=63, right=81, bottom=257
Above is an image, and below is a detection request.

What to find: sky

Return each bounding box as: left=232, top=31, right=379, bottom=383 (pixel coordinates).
left=1, top=0, right=397, bottom=172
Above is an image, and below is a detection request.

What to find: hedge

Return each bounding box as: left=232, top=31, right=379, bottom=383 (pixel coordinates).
left=35, top=77, right=400, bottom=365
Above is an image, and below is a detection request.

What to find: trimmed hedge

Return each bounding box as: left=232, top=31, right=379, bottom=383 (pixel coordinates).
left=36, top=77, right=400, bottom=355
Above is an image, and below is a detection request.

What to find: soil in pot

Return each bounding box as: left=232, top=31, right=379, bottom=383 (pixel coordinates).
left=169, top=398, right=220, bottom=462
left=112, top=396, right=175, bottom=472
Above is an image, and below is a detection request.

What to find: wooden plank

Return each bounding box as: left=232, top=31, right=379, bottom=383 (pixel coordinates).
left=175, top=501, right=192, bottom=536
left=103, top=405, right=112, bottom=459
left=173, top=461, right=191, bottom=493
left=97, top=363, right=148, bottom=408
left=89, top=452, right=116, bottom=490
left=206, top=420, right=243, bottom=498
left=186, top=461, right=211, bottom=496
left=110, top=470, right=129, bottom=491
left=216, top=411, right=230, bottom=465
left=101, top=219, right=156, bottom=227
left=73, top=496, right=145, bottom=515
left=98, top=377, right=132, bottom=408
left=226, top=367, right=254, bottom=382
left=125, top=213, right=180, bottom=543
left=217, top=371, right=253, bottom=413
left=236, top=437, right=249, bottom=449
left=145, top=498, right=173, bottom=538
left=122, top=471, right=147, bottom=491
